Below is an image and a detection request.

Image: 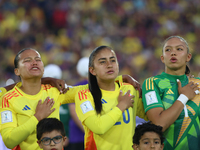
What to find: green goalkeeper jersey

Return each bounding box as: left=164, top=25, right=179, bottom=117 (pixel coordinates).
left=142, top=72, right=200, bottom=150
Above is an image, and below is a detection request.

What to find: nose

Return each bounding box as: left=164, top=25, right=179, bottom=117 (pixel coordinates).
left=150, top=142, right=155, bottom=149
left=50, top=139, right=56, bottom=146
left=32, top=59, right=37, bottom=65
left=170, top=49, right=176, bottom=56
left=106, top=61, right=112, bottom=68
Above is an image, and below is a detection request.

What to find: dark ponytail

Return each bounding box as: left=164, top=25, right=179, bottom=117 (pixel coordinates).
left=185, top=65, right=190, bottom=75
left=88, top=46, right=111, bottom=114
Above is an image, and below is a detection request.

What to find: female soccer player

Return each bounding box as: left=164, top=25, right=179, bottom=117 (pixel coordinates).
left=142, top=36, right=200, bottom=150
left=74, top=46, right=147, bottom=150
left=0, top=48, right=75, bottom=150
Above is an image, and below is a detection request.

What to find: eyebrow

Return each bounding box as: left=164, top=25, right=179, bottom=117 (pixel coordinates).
left=41, top=135, right=62, bottom=139
left=98, top=56, right=115, bottom=61
left=142, top=138, right=160, bottom=141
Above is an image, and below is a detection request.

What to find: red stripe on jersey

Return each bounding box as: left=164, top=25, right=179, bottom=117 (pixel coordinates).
left=2, top=97, right=7, bottom=108
left=78, top=89, right=90, bottom=101
left=2, top=95, right=9, bottom=108
left=42, top=84, right=53, bottom=90
left=120, top=81, right=123, bottom=86
left=14, top=88, right=23, bottom=96
left=85, top=131, right=97, bottom=150
left=123, top=83, right=131, bottom=85
left=2, top=90, right=21, bottom=108
left=12, top=145, right=21, bottom=150
left=3, top=97, right=9, bottom=108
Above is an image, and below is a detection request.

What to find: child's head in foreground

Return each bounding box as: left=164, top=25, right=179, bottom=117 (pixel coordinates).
left=133, top=122, right=165, bottom=150
left=37, top=118, right=67, bottom=150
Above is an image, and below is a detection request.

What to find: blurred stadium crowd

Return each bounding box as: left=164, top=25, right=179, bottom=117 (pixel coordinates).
left=0, top=0, right=200, bottom=86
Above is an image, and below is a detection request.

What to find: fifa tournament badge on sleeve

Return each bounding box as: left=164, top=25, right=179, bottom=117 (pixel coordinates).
left=1, top=110, right=12, bottom=123
left=80, top=101, right=94, bottom=114
left=145, top=91, right=158, bottom=105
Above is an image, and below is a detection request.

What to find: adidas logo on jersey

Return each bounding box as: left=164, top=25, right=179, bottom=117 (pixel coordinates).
left=166, top=89, right=174, bottom=94
left=101, top=99, right=107, bottom=104
left=22, top=105, right=31, bottom=111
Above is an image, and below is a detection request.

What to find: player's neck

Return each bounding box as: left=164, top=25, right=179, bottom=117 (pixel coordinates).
left=165, top=66, right=185, bottom=76
left=20, top=79, right=42, bottom=95
left=97, top=80, right=115, bottom=91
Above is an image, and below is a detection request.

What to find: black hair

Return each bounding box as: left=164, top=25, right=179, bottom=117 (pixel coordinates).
left=14, top=48, right=37, bottom=68
left=88, top=45, right=112, bottom=114
left=185, top=65, right=190, bottom=75
left=133, top=122, right=165, bottom=145
left=162, top=35, right=190, bottom=53
left=36, top=118, right=65, bottom=140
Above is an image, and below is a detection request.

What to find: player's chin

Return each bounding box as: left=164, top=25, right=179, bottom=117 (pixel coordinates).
left=168, top=65, right=182, bottom=71
left=31, top=73, right=43, bottom=78
left=106, top=74, right=118, bottom=80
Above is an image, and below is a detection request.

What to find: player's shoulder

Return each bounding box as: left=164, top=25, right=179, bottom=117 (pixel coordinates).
left=41, top=84, right=55, bottom=91
left=1, top=87, right=20, bottom=108
left=120, top=83, right=135, bottom=92
left=76, top=84, right=89, bottom=89
left=144, top=74, right=166, bottom=83
left=121, top=83, right=132, bottom=86
left=0, top=87, right=7, bottom=98
left=142, top=75, right=165, bottom=91
left=69, top=84, right=89, bottom=91
left=143, top=74, right=163, bottom=84
left=189, top=77, right=200, bottom=83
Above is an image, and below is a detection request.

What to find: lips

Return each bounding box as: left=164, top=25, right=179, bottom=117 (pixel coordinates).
left=170, top=57, right=177, bottom=63
left=107, top=70, right=114, bottom=74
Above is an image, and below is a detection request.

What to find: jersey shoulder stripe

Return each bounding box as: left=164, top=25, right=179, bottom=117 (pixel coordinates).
left=122, top=83, right=131, bottom=86
left=1, top=88, right=22, bottom=108
left=144, top=77, right=158, bottom=91
left=41, top=84, right=53, bottom=90
left=69, top=84, right=90, bottom=101
left=78, top=89, right=90, bottom=101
